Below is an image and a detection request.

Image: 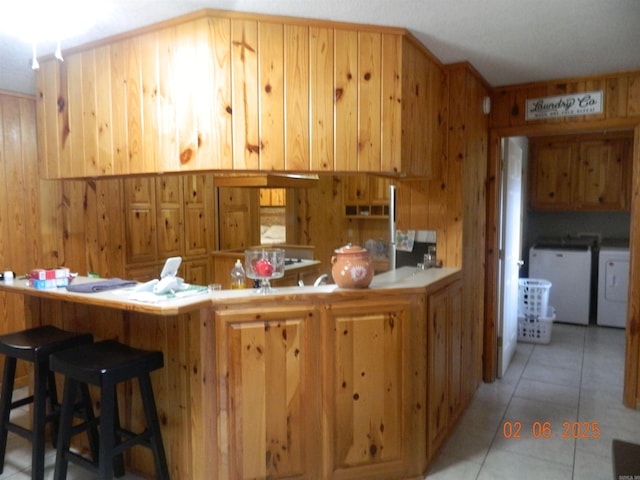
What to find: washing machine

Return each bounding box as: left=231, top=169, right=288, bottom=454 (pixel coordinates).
left=597, top=245, right=630, bottom=328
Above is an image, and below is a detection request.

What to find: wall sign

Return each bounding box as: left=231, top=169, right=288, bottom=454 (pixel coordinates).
left=525, top=91, right=603, bottom=120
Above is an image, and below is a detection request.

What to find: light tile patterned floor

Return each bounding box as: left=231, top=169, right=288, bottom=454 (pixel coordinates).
left=425, top=323, right=640, bottom=480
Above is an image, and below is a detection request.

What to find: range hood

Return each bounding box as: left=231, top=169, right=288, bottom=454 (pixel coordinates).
left=214, top=174, right=319, bottom=188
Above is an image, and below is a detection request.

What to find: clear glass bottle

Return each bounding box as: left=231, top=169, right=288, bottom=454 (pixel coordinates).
left=230, top=259, right=246, bottom=289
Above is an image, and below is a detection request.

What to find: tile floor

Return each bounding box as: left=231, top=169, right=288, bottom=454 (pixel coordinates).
left=425, top=323, right=640, bottom=480
left=1, top=323, right=638, bottom=479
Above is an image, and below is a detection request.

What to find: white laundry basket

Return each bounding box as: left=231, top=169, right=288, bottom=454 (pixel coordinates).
left=518, top=306, right=556, bottom=344
left=518, top=278, right=552, bottom=317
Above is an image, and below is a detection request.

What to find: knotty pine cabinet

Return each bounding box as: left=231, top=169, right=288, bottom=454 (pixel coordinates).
left=426, top=276, right=464, bottom=460
left=215, top=304, right=322, bottom=479
left=323, top=298, right=413, bottom=479
left=35, top=10, right=444, bottom=179
left=529, top=133, right=632, bottom=211
left=124, top=174, right=214, bottom=283
left=343, top=175, right=391, bottom=218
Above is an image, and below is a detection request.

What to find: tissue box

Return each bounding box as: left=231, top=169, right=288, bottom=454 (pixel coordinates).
left=29, top=268, right=70, bottom=288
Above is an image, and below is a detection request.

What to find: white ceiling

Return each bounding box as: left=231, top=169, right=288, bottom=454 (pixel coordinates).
left=1, top=0, right=639, bottom=96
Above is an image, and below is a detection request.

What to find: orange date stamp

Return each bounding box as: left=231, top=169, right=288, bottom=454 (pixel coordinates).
left=502, top=420, right=601, bottom=439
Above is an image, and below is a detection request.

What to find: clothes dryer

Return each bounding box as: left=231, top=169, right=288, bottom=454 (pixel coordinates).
left=597, top=246, right=629, bottom=328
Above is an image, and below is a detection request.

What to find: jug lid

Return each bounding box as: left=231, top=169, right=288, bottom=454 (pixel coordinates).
left=334, top=243, right=368, bottom=254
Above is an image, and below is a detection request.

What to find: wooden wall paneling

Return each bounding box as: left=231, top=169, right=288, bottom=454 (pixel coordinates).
left=258, top=22, right=285, bottom=171
left=66, top=52, right=84, bottom=178
left=231, top=20, right=260, bottom=170
left=628, top=73, right=640, bottom=116
left=174, top=20, right=202, bottom=172
left=284, top=24, right=310, bottom=171
left=83, top=180, right=100, bottom=275
left=309, top=27, right=334, bottom=171
left=188, top=307, right=217, bottom=478
left=156, top=175, right=184, bottom=258
left=357, top=31, right=382, bottom=172
left=109, top=41, right=128, bottom=175
left=36, top=61, right=62, bottom=179
left=124, top=36, right=144, bottom=174
left=126, top=313, right=193, bottom=478
left=381, top=34, right=402, bottom=173
left=444, top=65, right=465, bottom=269
left=140, top=31, right=160, bottom=174
left=156, top=27, right=178, bottom=172
left=626, top=124, right=640, bottom=408
left=93, top=45, right=115, bottom=176
left=61, top=181, right=89, bottom=270
left=462, top=68, right=488, bottom=396
left=400, top=41, right=428, bottom=177
left=0, top=96, right=31, bottom=378
left=79, top=49, right=99, bottom=176
left=334, top=30, right=359, bottom=172
left=99, top=179, right=126, bottom=278
left=209, top=17, right=234, bottom=170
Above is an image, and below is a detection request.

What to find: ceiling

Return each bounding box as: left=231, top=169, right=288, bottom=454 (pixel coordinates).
left=1, top=0, right=639, bottom=96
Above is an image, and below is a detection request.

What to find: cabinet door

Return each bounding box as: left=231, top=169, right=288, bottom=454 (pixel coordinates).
left=426, top=287, right=449, bottom=457
left=183, top=175, right=213, bottom=257
left=156, top=176, right=184, bottom=258
left=124, top=177, right=157, bottom=263
left=529, top=140, right=577, bottom=210
left=446, top=281, right=464, bottom=424
left=369, top=176, right=390, bottom=205
left=323, top=299, right=410, bottom=478
left=215, top=305, right=321, bottom=480
left=578, top=138, right=631, bottom=210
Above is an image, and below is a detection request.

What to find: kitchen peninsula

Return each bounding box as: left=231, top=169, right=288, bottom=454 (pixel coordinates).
left=0, top=267, right=469, bottom=480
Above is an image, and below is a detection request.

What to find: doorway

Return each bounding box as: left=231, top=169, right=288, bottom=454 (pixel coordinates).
left=497, top=137, right=527, bottom=377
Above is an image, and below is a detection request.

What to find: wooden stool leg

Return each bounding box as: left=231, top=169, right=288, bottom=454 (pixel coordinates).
left=0, top=357, right=16, bottom=474
left=139, top=374, right=170, bottom=480
left=53, top=378, right=77, bottom=480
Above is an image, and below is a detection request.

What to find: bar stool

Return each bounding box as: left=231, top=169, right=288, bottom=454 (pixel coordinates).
left=0, top=325, right=95, bottom=480
left=50, top=339, right=170, bottom=480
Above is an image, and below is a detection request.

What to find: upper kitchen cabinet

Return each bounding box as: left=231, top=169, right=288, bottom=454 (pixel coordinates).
left=35, top=9, right=445, bottom=179
left=529, top=132, right=633, bottom=211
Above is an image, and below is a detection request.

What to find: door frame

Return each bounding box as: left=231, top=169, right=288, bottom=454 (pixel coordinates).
left=484, top=120, right=640, bottom=392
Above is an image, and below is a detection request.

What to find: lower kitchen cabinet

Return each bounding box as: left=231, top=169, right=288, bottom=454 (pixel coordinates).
left=215, top=304, right=322, bottom=480
left=212, top=271, right=469, bottom=479
left=426, top=276, right=464, bottom=461
left=322, top=298, right=414, bottom=479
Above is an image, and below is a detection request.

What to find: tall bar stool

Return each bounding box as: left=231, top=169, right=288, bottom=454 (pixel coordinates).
left=0, top=325, right=95, bottom=480
left=50, top=339, right=170, bottom=480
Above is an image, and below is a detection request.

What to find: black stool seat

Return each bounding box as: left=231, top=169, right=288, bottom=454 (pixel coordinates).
left=0, top=325, right=94, bottom=480
left=50, top=339, right=170, bottom=480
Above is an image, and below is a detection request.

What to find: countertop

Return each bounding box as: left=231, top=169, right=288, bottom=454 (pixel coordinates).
left=0, top=266, right=460, bottom=315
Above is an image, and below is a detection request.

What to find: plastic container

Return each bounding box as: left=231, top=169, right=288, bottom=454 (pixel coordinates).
left=518, top=278, right=552, bottom=317
left=518, top=306, right=556, bottom=344
left=230, top=259, right=246, bottom=289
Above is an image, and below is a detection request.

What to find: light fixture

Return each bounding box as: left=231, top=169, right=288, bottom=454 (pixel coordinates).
left=0, top=0, right=110, bottom=69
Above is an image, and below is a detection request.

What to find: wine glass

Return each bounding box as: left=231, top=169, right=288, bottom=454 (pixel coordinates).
left=244, top=248, right=285, bottom=294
